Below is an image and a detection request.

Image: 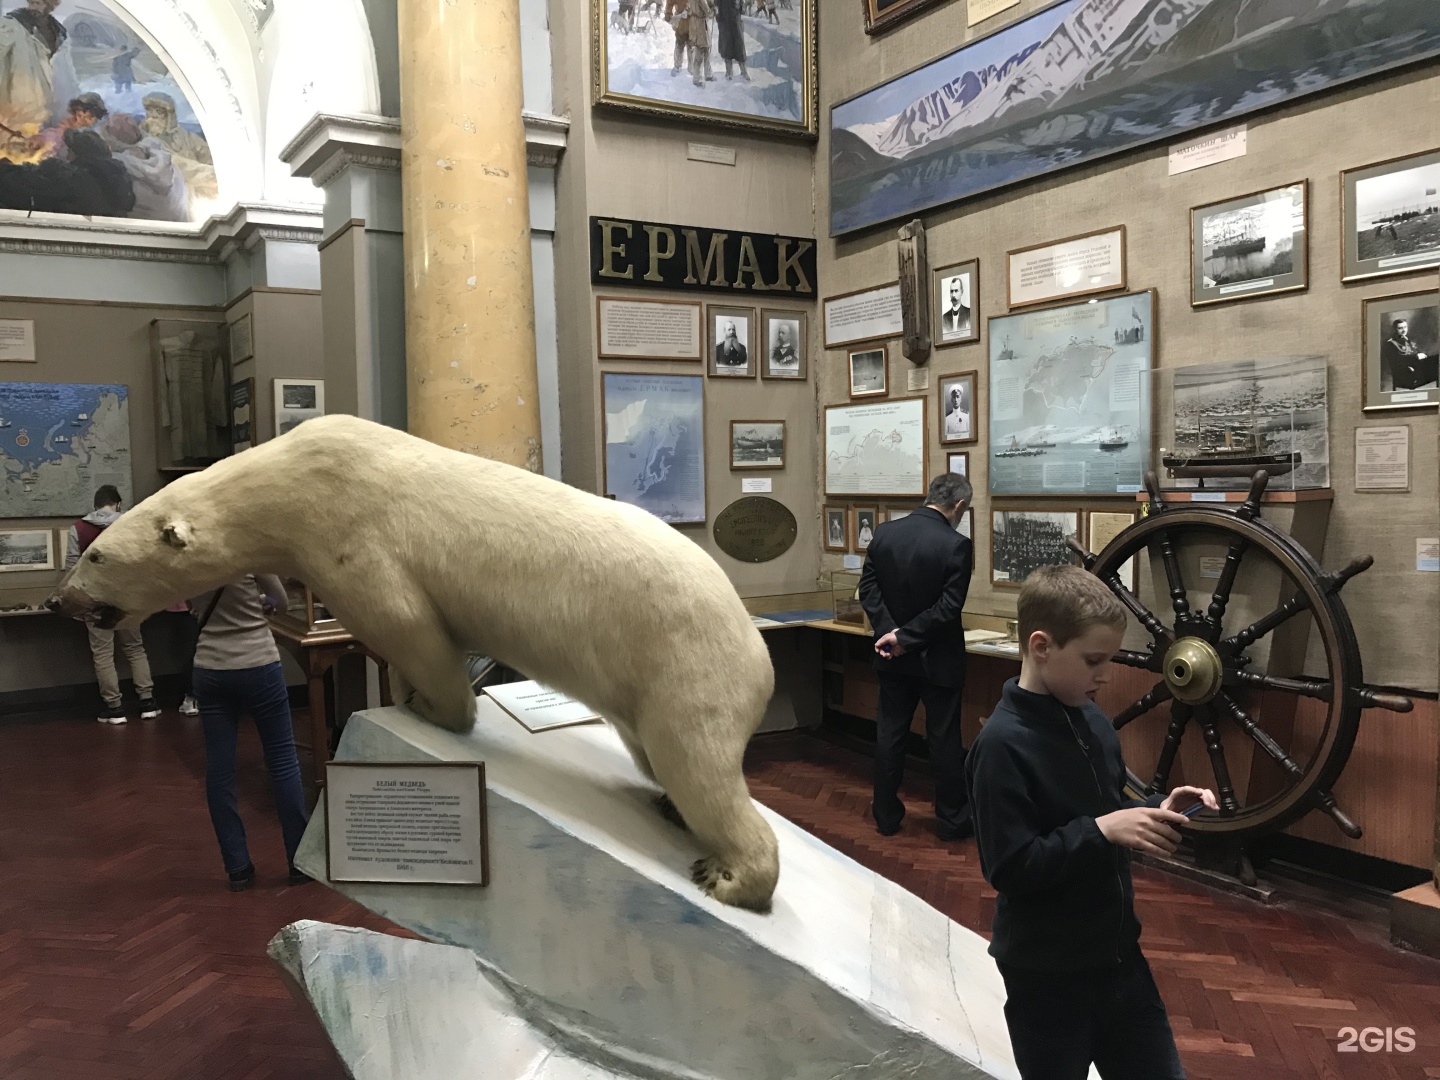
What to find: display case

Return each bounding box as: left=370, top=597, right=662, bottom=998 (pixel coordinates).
left=269, top=578, right=341, bottom=637
left=828, top=571, right=869, bottom=631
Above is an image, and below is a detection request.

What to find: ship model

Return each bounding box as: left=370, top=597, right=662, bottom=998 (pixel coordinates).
left=1162, top=422, right=1300, bottom=484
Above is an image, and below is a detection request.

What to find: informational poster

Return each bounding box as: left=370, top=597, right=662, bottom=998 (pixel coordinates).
left=602, top=372, right=706, bottom=524
left=1008, top=227, right=1125, bottom=308
left=824, top=283, right=903, bottom=348
left=824, top=398, right=927, bottom=497
left=325, top=763, right=488, bottom=885
left=0, top=319, right=36, bottom=362
left=1354, top=426, right=1410, bottom=491
left=1417, top=538, right=1440, bottom=573
left=597, top=297, right=702, bottom=360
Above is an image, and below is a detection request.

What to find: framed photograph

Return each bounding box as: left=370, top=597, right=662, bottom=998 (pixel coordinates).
left=882, top=505, right=915, bottom=523
left=947, top=451, right=969, bottom=477
left=153, top=319, right=231, bottom=471
left=938, top=370, right=977, bottom=445
left=0, top=529, right=56, bottom=573
left=991, top=509, right=1080, bottom=588
left=591, top=0, right=818, bottom=138
left=824, top=397, right=928, bottom=498
left=602, top=371, right=706, bottom=524
left=822, top=505, right=849, bottom=551
left=231, top=377, right=255, bottom=455
left=708, top=305, right=756, bottom=378
left=761, top=309, right=807, bottom=379
left=1342, top=147, right=1440, bottom=283
left=853, top=506, right=878, bottom=552
left=955, top=506, right=973, bottom=540
left=848, top=346, right=888, bottom=399
left=1086, top=510, right=1138, bottom=593
left=824, top=282, right=903, bottom=348
left=1362, top=289, right=1439, bottom=412
left=1008, top=226, right=1126, bottom=309
left=827, top=2, right=1440, bottom=236
left=989, top=290, right=1153, bottom=496
left=933, top=259, right=979, bottom=346
left=864, top=0, right=949, bottom=34
left=273, top=378, right=324, bottom=438
left=1191, top=182, right=1308, bottom=307
left=597, top=296, right=702, bottom=361
left=730, top=420, right=785, bottom=470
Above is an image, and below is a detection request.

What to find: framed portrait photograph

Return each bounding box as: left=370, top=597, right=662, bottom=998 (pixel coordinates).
left=1342, top=147, right=1440, bottom=283
left=848, top=345, right=889, bottom=399
left=708, top=305, right=756, bottom=378
left=938, top=371, right=977, bottom=445
left=1362, top=289, right=1439, bottom=412
left=822, top=505, right=849, bottom=552
left=1008, top=226, right=1125, bottom=309
left=947, top=451, right=969, bottom=477
left=591, top=0, right=817, bottom=138
left=991, top=509, right=1080, bottom=588
left=761, top=309, right=807, bottom=379
left=853, top=506, right=879, bottom=552
left=1191, top=181, right=1308, bottom=306
left=933, top=259, right=979, bottom=346
left=1086, top=510, right=1138, bottom=593
left=0, top=528, right=56, bottom=573
left=273, top=378, right=324, bottom=438
left=730, top=420, right=785, bottom=470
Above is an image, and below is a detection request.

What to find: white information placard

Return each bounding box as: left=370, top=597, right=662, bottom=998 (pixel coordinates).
left=0, top=319, right=36, bottom=362
left=1008, top=227, right=1126, bottom=308
left=326, top=762, right=488, bottom=885
left=968, top=0, right=1021, bottom=26
left=1168, top=124, right=1247, bottom=175
left=741, top=477, right=773, bottom=493
left=483, top=680, right=602, bottom=733
left=597, top=297, right=702, bottom=360
left=1418, top=538, right=1440, bottom=573
left=1354, top=426, right=1410, bottom=492
left=823, top=283, right=903, bottom=348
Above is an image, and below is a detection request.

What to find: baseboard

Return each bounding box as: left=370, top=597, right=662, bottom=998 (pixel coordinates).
left=0, top=677, right=309, bottom=723
left=1391, top=883, right=1440, bottom=957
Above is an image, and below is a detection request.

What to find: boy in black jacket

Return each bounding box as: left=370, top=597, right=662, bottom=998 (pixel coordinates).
left=967, top=565, right=1216, bottom=1080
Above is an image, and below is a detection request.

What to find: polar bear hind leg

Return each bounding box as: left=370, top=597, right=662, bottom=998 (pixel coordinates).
left=610, top=720, right=690, bottom=828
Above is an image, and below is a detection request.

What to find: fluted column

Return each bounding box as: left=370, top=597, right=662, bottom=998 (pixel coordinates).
left=398, top=0, right=542, bottom=471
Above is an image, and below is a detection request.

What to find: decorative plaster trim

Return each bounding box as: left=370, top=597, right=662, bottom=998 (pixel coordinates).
left=524, top=111, right=569, bottom=168
left=310, top=149, right=403, bottom=188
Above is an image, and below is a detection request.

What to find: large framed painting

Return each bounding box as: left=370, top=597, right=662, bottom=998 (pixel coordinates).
left=602, top=371, right=707, bottom=524
left=592, top=0, right=818, bottom=138
left=1341, top=148, right=1440, bottom=283
left=987, top=290, right=1153, bottom=497
left=828, top=0, right=1440, bottom=235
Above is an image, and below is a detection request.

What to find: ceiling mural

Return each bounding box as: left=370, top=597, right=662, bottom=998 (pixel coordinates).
left=0, top=0, right=215, bottom=222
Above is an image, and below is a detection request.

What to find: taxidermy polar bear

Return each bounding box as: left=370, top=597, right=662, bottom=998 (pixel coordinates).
left=50, top=414, right=779, bottom=910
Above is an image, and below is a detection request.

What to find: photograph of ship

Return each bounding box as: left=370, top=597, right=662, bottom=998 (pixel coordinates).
left=1344, top=150, right=1440, bottom=280
left=0, top=529, right=54, bottom=572
left=1169, top=354, right=1329, bottom=490
left=1192, top=182, right=1307, bottom=305
left=829, top=0, right=1440, bottom=235
left=991, top=509, right=1080, bottom=587
left=730, top=421, right=785, bottom=468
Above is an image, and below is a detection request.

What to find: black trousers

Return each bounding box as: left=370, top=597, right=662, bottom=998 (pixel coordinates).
left=873, top=671, right=969, bottom=832
left=999, top=951, right=1186, bottom=1080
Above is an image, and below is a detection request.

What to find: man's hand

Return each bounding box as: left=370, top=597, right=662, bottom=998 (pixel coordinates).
left=1160, top=785, right=1218, bottom=817
left=1095, top=807, right=1187, bottom=857
left=874, top=630, right=905, bottom=659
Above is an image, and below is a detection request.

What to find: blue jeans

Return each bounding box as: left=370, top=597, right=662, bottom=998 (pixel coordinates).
left=194, top=662, right=310, bottom=875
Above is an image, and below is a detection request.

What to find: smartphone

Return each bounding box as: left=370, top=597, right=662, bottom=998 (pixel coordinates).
left=1181, top=802, right=1206, bottom=818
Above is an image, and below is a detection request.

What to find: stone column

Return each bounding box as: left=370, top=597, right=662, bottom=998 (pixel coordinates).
left=398, top=0, right=542, bottom=471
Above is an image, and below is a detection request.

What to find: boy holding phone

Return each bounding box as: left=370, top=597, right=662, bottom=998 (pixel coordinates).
left=967, top=565, right=1217, bottom=1079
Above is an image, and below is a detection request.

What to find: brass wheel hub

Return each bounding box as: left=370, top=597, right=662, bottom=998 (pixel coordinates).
left=1163, top=637, right=1225, bottom=705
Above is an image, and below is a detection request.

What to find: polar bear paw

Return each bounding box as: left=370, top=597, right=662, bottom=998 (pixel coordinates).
left=691, top=856, right=771, bottom=913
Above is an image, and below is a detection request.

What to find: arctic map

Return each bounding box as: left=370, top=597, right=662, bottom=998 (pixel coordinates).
left=603, top=372, right=706, bottom=524
left=825, top=399, right=926, bottom=497
left=0, top=383, right=132, bottom=518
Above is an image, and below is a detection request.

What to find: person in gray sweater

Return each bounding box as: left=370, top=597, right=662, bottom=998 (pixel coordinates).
left=190, top=574, right=310, bottom=891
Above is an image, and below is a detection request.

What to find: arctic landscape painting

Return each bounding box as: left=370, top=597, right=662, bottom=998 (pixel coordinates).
left=829, top=0, right=1440, bottom=235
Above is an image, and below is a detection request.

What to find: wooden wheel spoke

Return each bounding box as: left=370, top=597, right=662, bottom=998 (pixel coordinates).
left=1113, top=681, right=1172, bottom=731
left=1232, top=669, right=1332, bottom=702
left=1152, top=528, right=1191, bottom=621
left=1205, top=535, right=1250, bottom=630
left=1112, top=580, right=1174, bottom=648
left=1219, top=589, right=1312, bottom=655
left=1196, top=705, right=1241, bottom=814
left=1150, top=702, right=1191, bottom=794
left=1215, top=691, right=1302, bottom=780
left=1114, top=649, right=1161, bottom=671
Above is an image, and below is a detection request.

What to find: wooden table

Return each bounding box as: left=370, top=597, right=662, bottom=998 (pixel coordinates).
left=268, top=620, right=392, bottom=792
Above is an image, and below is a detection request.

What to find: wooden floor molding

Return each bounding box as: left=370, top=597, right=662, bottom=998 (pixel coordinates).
left=2, top=715, right=1439, bottom=1078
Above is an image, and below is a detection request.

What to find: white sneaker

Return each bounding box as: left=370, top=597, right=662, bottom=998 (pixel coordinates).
left=180, top=695, right=200, bottom=716
left=98, top=706, right=127, bottom=725
left=138, top=698, right=162, bottom=719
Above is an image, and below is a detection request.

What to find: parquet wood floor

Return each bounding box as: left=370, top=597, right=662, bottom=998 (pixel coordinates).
left=2, top=714, right=1438, bottom=1078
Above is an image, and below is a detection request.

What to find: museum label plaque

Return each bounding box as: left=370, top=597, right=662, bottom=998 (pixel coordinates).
left=590, top=216, right=816, bottom=297
left=325, top=762, right=489, bottom=886
left=713, top=497, right=798, bottom=563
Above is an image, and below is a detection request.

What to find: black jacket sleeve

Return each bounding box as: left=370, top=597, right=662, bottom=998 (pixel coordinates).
left=970, top=737, right=1115, bottom=897
left=894, top=540, right=972, bottom=650
left=857, top=543, right=896, bottom=636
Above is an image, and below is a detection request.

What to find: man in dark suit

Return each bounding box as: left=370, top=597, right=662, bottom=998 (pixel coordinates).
left=858, top=472, right=975, bottom=840
left=941, top=275, right=971, bottom=339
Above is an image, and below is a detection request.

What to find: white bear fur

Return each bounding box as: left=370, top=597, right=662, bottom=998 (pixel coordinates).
left=56, top=415, right=780, bottom=910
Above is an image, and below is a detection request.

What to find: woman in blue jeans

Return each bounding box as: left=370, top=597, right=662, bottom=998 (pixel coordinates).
left=191, top=574, right=310, bottom=891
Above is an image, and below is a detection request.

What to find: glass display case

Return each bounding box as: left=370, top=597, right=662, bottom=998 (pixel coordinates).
left=828, top=571, right=869, bottom=631
left=269, top=578, right=341, bottom=637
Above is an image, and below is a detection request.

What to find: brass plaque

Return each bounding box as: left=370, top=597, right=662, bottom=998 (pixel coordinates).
left=713, top=497, right=797, bottom=563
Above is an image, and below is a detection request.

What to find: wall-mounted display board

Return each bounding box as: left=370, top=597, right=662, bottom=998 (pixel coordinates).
left=1086, top=509, right=1139, bottom=593
left=828, top=0, right=1440, bottom=235
left=591, top=217, right=816, bottom=298
left=1341, top=147, right=1440, bottom=283
left=1191, top=182, right=1309, bottom=307
left=602, top=372, right=706, bottom=524
left=1008, top=227, right=1125, bottom=309
left=597, top=297, right=702, bottom=361
left=0, top=320, right=35, bottom=363
left=987, top=290, right=1153, bottom=497
left=823, top=397, right=927, bottom=498
left=0, top=382, right=132, bottom=518
left=592, top=0, right=818, bottom=137
left=823, top=283, right=902, bottom=348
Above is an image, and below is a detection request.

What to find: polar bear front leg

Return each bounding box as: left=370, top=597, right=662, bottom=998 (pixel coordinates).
left=360, top=600, right=476, bottom=734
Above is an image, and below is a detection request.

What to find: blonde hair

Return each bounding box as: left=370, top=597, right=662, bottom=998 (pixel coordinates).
left=1017, top=565, right=1126, bottom=654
